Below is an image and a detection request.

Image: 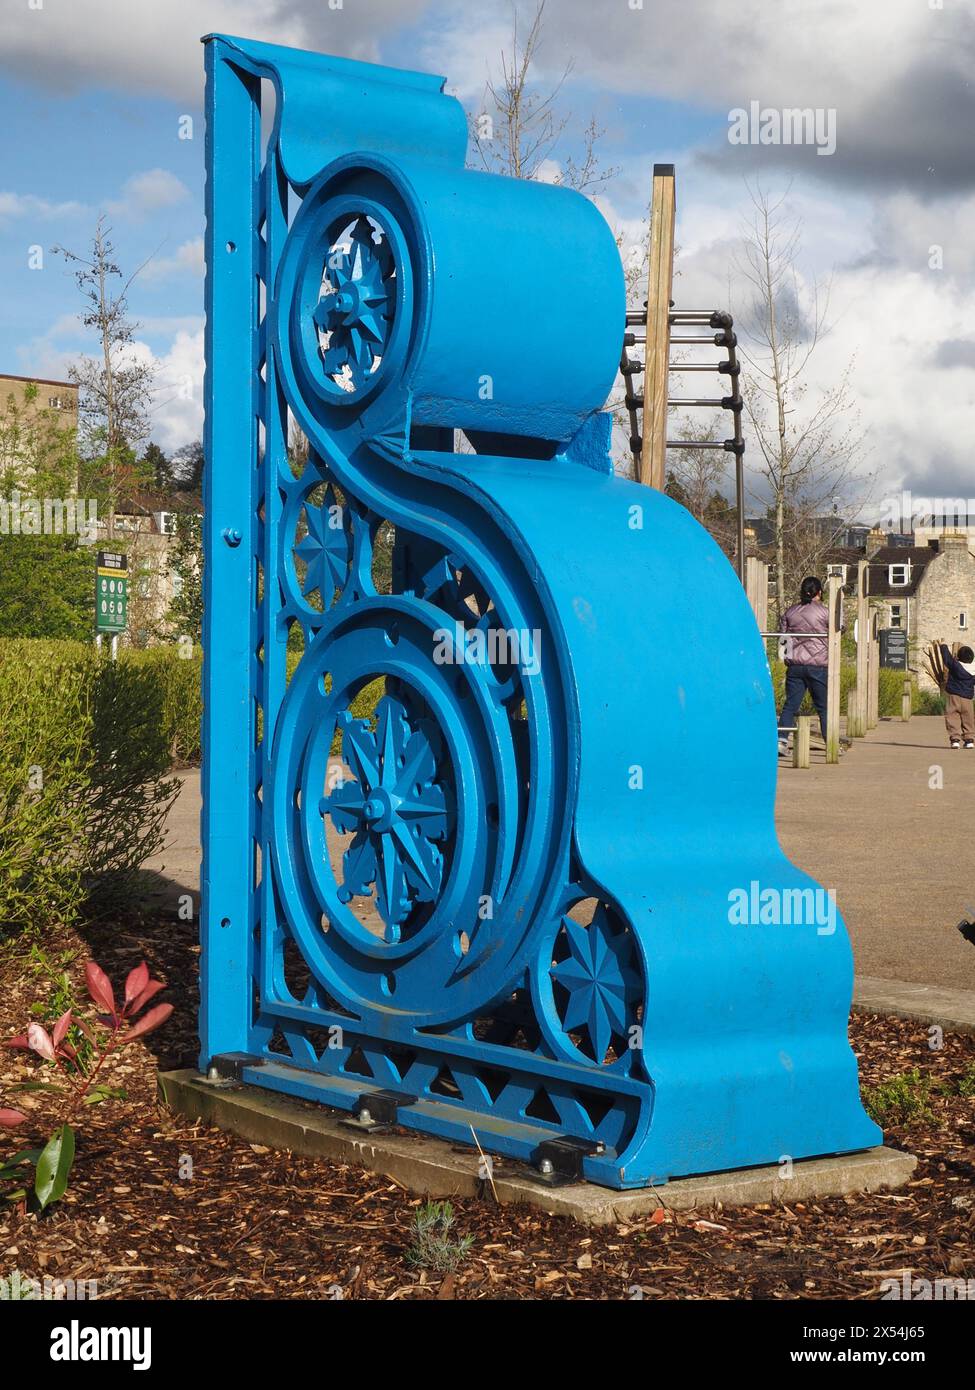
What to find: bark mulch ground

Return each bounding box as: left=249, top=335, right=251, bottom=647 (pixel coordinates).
left=0, top=908, right=973, bottom=1301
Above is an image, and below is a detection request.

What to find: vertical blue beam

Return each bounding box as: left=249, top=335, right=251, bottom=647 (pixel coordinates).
left=259, top=147, right=291, bottom=1010
left=199, top=40, right=260, bottom=1067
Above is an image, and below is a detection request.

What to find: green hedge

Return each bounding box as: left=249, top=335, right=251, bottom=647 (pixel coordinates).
left=123, top=647, right=383, bottom=763
left=768, top=659, right=942, bottom=719
left=0, top=641, right=178, bottom=936
left=125, top=645, right=203, bottom=764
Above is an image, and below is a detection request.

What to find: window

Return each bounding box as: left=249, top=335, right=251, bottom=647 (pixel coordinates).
left=48, top=396, right=62, bottom=409
left=888, top=563, right=911, bottom=587
left=889, top=604, right=903, bottom=629
left=172, top=573, right=184, bottom=598
left=961, top=612, right=969, bottom=630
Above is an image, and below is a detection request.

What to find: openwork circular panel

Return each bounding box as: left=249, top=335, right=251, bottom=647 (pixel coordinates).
left=323, top=687, right=454, bottom=944
left=549, top=899, right=643, bottom=1067
left=313, top=213, right=396, bottom=396
left=293, top=484, right=353, bottom=611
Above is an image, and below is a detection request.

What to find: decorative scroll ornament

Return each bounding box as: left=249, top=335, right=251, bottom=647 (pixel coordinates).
left=200, top=33, right=880, bottom=1188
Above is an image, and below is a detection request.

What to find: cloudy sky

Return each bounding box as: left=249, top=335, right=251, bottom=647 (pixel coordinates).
left=1, top=0, right=972, bottom=515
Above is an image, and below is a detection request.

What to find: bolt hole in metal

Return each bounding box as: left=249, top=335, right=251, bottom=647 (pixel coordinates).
left=220, top=917, right=231, bottom=929
left=226, top=240, right=236, bottom=253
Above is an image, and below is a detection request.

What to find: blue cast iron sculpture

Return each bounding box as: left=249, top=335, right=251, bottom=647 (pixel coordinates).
left=199, top=33, right=880, bottom=1187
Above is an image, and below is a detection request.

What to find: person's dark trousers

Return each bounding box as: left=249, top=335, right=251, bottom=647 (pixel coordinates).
left=778, top=663, right=828, bottom=740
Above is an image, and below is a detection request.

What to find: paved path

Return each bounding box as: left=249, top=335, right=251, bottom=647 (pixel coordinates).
left=145, top=716, right=975, bottom=994
left=775, top=715, right=974, bottom=992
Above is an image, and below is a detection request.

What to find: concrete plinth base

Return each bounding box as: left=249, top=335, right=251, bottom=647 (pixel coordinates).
left=159, top=1069, right=917, bottom=1227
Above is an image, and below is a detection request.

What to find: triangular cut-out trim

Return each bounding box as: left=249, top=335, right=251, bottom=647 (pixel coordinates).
left=474, top=1065, right=509, bottom=1104
left=343, top=1044, right=374, bottom=1078
left=576, top=1089, right=613, bottom=1132
left=430, top=1065, right=461, bottom=1098
left=386, top=1048, right=418, bottom=1083
left=525, top=1088, right=561, bottom=1125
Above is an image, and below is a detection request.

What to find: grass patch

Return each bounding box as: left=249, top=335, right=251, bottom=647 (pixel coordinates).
left=957, top=1062, right=975, bottom=1098
left=862, top=1067, right=938, bottom=1128
left=405, top=1200, right=474, bottom=1273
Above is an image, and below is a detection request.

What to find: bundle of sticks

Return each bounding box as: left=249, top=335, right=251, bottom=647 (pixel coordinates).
left=922, top=638, right=956, bottom=690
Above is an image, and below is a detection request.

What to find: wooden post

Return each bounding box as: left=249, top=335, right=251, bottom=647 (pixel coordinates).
left=848, top=560, right=869, bottom=737
left=793, top=713, right=812, bottom=769
left=825, top=575, right=842, bottom=764
left=640, top=164, right=676, bottom=492
left=901, top=675, right=912, bottom=722
left=744, top=556, right=768, bottom=632
left=867, top=611, right=880, bottom=729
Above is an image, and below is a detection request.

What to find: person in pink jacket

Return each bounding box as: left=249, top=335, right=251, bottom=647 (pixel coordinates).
left=777, top=576, right=830, bottom=755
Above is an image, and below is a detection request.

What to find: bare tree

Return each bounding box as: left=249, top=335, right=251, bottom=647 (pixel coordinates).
left=664, top=414, right=741, bottom=558
left=471, top=1, right=617, bottom=193
left=733, top=185, right=870, bottom=620
left=53, top=217, right=155, bottom=533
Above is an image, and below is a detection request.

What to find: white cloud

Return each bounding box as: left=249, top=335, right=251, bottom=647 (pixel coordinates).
left=15, top=314, right=87, bottom=382
left=107, top=169, right=190, bottom=220
left=666, top=180, right=975, bottom=508
left=141, top=238, right=204, bottom=282
left=149, top=326, right=205, bottom=450
left=17, top=310, right=205, bottom=452
left=0, top=191, right=87, bottom=225
left=0, top=0, right=430, bottom=102
left=869, top=191, right=975, bottom=281
left=419, top=14, right=514, bottom=102
left=531, top=158, right=562, bottom=185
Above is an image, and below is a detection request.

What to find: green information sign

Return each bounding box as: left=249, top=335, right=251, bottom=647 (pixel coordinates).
left=96, top=550, right=128, bottom=634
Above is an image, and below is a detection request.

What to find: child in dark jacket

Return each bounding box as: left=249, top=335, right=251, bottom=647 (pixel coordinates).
left=941, top=643, right=975, bottom=748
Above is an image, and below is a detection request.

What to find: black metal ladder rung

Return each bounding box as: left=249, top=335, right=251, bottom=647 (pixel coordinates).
left=622, top=304, right=747, bottom=578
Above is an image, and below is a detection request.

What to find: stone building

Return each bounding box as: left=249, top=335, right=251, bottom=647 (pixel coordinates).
left=94, top=491, right=202, bottom=646
left=0, top=372, right=78, bottom=425
left=0, top=372, right=78, bottom=478
left=816, top=526, right=975, bottom=686
left=867, top=531, right=975, bottom=687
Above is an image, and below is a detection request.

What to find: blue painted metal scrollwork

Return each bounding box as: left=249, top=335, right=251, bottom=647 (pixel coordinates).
left=200, top=33, right=880, bottom=1188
